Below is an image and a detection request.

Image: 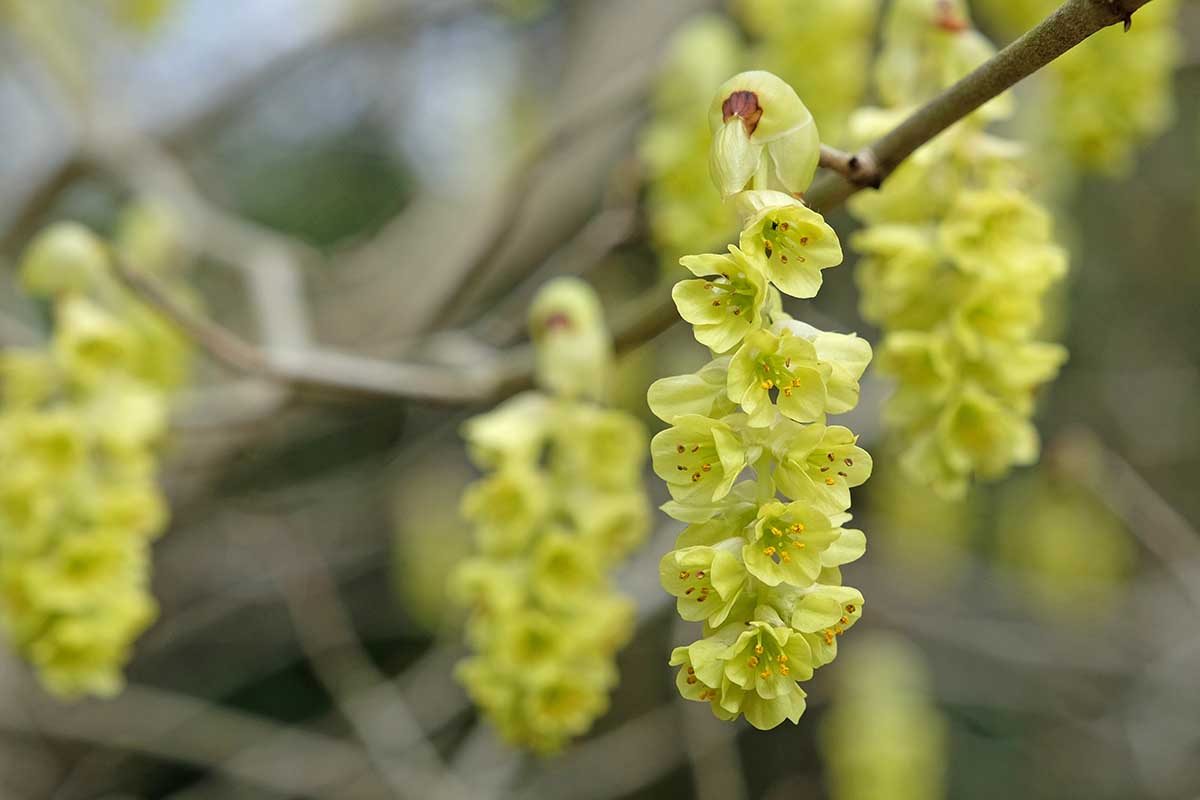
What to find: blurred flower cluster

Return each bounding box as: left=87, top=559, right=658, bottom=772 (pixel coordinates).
left=0, top=206, right=190, bottom=697
left=850, top=0, right=1068, bottom=497
left=451, top=278, right=649, bottom=753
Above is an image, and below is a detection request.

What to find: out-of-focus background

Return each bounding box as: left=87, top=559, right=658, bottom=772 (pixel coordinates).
left=0, top=0, right=1199, bottom=798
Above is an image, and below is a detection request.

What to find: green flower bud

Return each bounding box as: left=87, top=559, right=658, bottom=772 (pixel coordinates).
left=529, top=277, right=613, bottom=401
left=708, top=71, right=820, bottom=198
left=19, top=222, right=111, bottom=298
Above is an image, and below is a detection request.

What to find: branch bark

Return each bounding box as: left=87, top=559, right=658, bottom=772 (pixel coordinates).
left=806, top=0, right=1157, bottom=210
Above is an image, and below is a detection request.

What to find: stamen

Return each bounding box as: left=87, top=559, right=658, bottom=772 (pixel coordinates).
left=760, top=669, right=772, bottom=679
left=687, top=675, right=698, bottom=685
left=780, top=255, right=789, bottom=263
left=827, top=452, right=835, bottom=461
left=780, top=222, right=789, bottom=231
left=771, top=526, right=783, bottom=537
left=748, top=656, right=759, bottom=667
left=685, top=588, right=694, bottom=595
left=779, top=664, right=790, bottom=676
left=696, top=571, right=705, bottom=579
left=691, top=472, right=701, bottom=482
left=791, top=523, right=804, bottom=533
left=780, top=551, right=791, bottom=563
left=754, top=644, right=764, bottom=655
left=762, top=546, right=777, bottom=557
left=677, top=465, right=687, bottom=471
left=845, top=604, right=856, bottom=613
left=701, top=463, right=711, bottom=472
left=679, top=571, right=690, bottom=580
left=777, top=654, right=788, bottom=663
left=844, top=457, right=854, bottom=466
left=839, top=616, right=849, bottom=625
left=825, top=477, right=836, bottom=485
left=676, top=444, right=685, bottom=454
left=687, top=666, right=695, bottom=675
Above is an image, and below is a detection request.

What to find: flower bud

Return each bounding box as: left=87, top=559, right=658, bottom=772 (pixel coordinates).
left=707, top=71, right=821, bottom=198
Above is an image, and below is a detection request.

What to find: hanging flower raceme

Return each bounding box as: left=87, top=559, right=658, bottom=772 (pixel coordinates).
left=849, top=0, right=1068, bottom=498
left=0, top=213, right=190, bottom=698
left=651, top=71, right=872, bottom=730
left=451, top=278, right=649, bottom=753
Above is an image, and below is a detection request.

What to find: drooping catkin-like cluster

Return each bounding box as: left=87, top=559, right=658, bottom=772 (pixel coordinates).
left=0, top=215, right=189, bottom=697
left=975, top=0, right=1181, bottom=177
left=849, top=0, right=1068, bottom=498
left=819, top=634, right=947, bottom=800
left=652, top=71, right=872, bottom=730
left=451, top=278, right=649, bottom=753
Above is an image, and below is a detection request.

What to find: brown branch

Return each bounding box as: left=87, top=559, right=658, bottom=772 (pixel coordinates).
left=110, top=255, right=518, bottom=405
left=807, top=0, right=1158, bottom=210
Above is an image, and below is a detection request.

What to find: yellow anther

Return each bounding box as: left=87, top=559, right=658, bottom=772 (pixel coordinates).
left=676, top=444, right=685, bottom=453
left=770, top=526, right=783, bottom=537
left=712, top=299, right=721, bottom=307
left=823, top=631, right=834, bottom=645
left=692, top=472, right=702, bottom=482
left=839, top=616, right=849, bottom=626
left=696, top=571, right=705, bottom=579
left=701, top=463, right=711, bottom=472
left=779, top=664, right=790, bottom=676
left=780, top=552, right=791, bottom=563
left=748, top=656, right=759, bottom=667
left=760, top=380, right=770, bottom=390
left=845, top=604, right=856, bottom=614
left=687, top=675, right=698, bottom=685
left=762, top=546, right=777, bottom=557
left=834, top=626, right=844, bottom=636
left=782, top=387, right=793, bottom=397
left=754, top=644, right=764, bottom=655
left=825, top=476, right=836, bottom=486
left=687, top=666, right=695, bottom=675
left=760, top=669, right=772, bottom=679
left=791, top=523, right=804, bottom=533
left=777, top=654, right=788, bottom=663
left=793, top=542, right=806, bottom=550
left=791, top=378, right=802, bottom=388
left=678, top=571, right=690, bottom=580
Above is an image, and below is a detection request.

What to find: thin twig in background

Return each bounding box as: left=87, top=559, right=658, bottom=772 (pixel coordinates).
left=0, top=664, right=388, bottom=800
left=1057, top=427, right=1200, bottom=609
left=262, top=516, right=472, bottom=800
left=423, top=56, right=655, bottom=331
